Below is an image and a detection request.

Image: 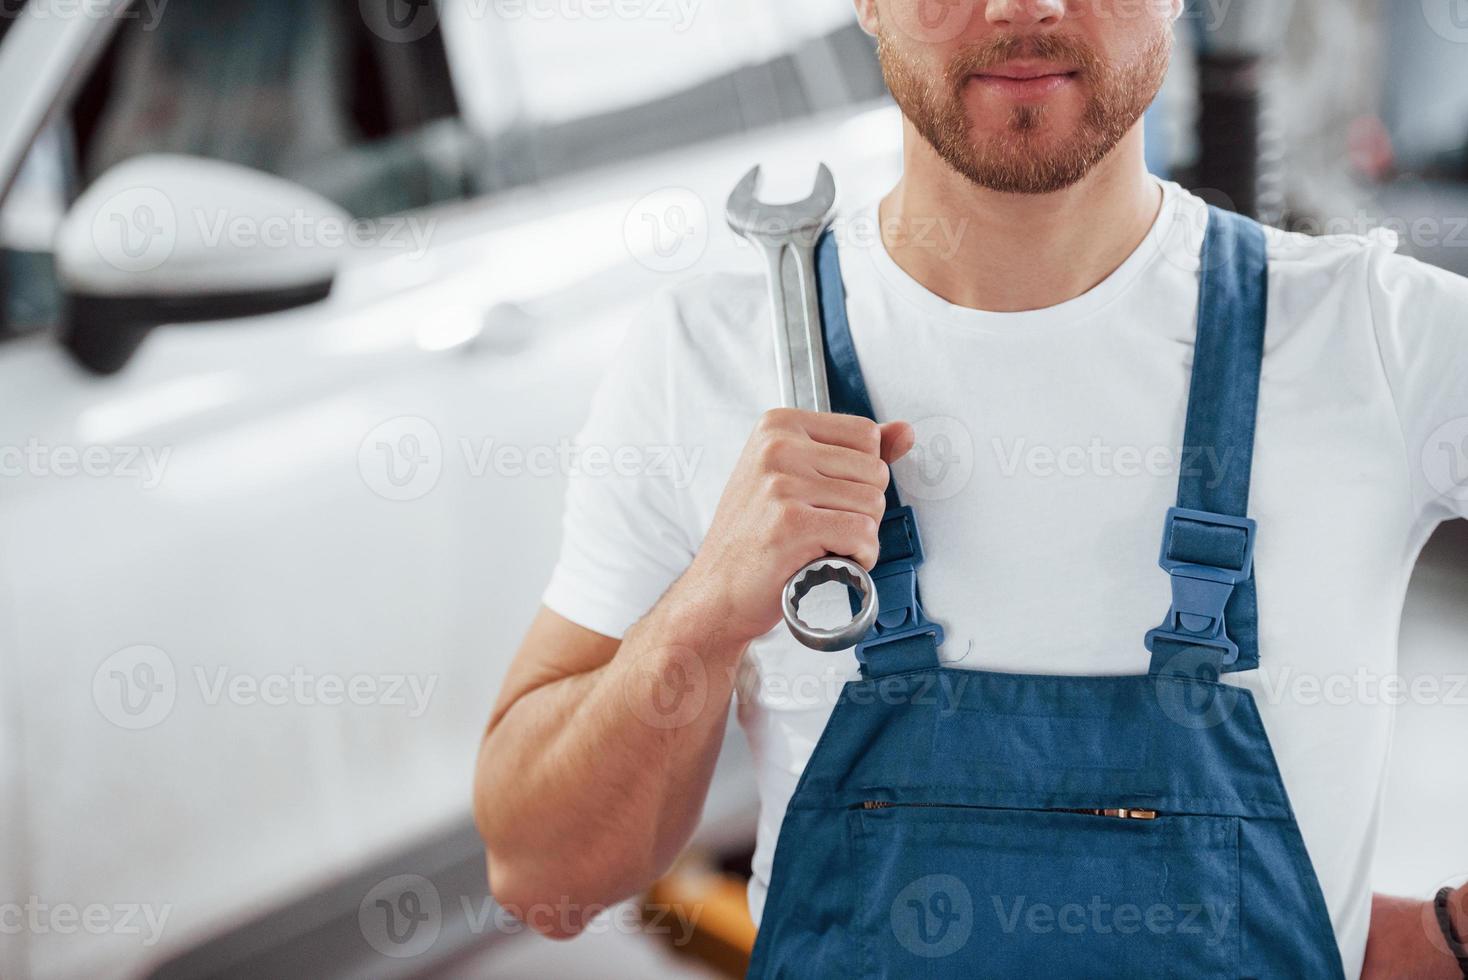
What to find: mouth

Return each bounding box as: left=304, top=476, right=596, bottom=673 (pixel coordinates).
left=967, top=60, right=1080, bottom=99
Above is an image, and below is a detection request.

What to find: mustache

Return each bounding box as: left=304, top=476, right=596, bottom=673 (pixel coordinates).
left=947, top=33, right=1102, bottom=85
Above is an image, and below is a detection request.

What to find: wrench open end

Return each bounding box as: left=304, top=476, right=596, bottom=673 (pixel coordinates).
left=781, top=557, right=879, bottom=653
left=725, top=164, right=837, bottom=246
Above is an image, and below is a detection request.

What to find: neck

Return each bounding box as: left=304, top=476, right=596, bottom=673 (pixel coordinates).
left=879, top=122, right=1161, bottom=313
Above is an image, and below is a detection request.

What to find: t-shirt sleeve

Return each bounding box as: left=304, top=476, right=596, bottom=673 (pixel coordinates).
left=541, top=289, right=698, bottom=639
left=1367, top=245, right=1468, bottom=525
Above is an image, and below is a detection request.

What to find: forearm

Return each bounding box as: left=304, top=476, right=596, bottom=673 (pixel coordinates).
left=475, top=587, right=743, bottom=927
left=1364, top=885, right=1468, bottom=979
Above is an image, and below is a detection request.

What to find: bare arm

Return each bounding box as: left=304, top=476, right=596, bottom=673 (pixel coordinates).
left=474, top=410, right=912, bottom=937
left=474, top=600, right=740, bottom=938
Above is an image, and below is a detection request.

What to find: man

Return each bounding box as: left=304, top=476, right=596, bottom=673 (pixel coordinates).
left=474, top=1, right=1468, bottom=976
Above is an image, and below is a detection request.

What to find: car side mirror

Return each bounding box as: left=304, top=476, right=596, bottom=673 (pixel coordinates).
left=55, top=154, right=350, bottom=374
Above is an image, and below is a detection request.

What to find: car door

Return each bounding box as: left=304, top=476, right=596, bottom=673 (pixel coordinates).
left=0, top=4, right=511, bottom=977
left=0, top=1, right=903, bottom=976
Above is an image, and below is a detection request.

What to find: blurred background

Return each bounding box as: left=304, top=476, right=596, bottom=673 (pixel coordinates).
left=0, top=0, right=1464, bottom=977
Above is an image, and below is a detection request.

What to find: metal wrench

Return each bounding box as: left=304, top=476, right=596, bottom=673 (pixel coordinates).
left=725, top=164, right=880, bottom=652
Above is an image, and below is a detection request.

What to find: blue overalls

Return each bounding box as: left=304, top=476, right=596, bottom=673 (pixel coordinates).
left=746, top=208, right=1345, bottom=979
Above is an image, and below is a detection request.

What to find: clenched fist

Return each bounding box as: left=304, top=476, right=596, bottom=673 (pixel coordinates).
left=676, top=409, right=914, bottom=647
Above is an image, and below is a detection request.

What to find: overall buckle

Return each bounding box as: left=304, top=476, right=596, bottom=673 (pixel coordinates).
left=853, top=507, right=945, bottom=674
left=1144, top=507, right=1256, bottom=666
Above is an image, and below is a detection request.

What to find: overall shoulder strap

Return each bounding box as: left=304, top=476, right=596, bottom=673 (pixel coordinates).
left=1147, top=206, right=1269, bottom=676
left=815, top=230, right=944, bottom=678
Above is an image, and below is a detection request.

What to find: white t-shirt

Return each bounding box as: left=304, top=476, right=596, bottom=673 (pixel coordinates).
left=541, top=180, right=1468, bottom=977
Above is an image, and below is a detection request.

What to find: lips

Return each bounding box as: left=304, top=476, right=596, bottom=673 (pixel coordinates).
left=968, top=61, right=1079, bottom=99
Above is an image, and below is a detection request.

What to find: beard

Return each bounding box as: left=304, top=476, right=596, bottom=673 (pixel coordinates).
left=877, top=27, right=1172, bottom=195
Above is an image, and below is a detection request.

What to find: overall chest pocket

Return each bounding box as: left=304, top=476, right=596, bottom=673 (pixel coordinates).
left=849, top=803, right=1241, bottom=980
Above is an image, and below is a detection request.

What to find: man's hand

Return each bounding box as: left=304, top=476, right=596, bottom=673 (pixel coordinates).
left=1362, top=889, right=1467, bottom=979
left=675, top=409, right=914, bottom=646
left=476, top=408, right=912, bottom=934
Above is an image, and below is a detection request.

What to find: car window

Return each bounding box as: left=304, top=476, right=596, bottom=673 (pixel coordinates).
left=74, top=0, right=468, bottom=219
left=0, top=120, right=70, bottom=339
left=444, top=0, right=884, bottom=189
left=0, top=0, right=471, bottom=340
left=481, top=0, right=855, bottom=124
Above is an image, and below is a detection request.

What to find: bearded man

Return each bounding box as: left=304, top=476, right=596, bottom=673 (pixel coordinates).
left=475, top=3, right=1468, bottom=977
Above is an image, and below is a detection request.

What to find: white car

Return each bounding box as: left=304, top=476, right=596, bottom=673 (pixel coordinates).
left=0, top=2, right=901, bottom=977
left=4, top=4, right=1462, bottom=980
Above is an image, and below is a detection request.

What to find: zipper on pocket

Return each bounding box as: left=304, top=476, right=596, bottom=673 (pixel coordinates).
left=858, top=801, right=1159, bottom=821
